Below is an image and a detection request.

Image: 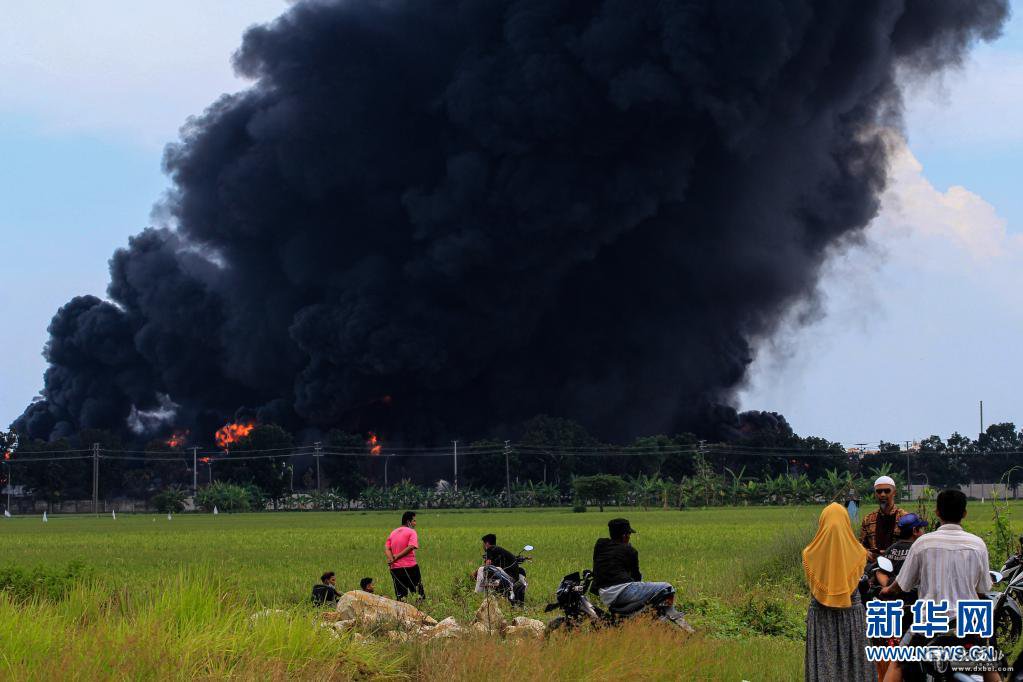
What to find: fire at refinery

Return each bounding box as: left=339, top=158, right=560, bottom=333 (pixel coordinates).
left=165, top=430, right=189, bottom=448
left=215, top=421, right=256, bottom=450
left=367, top=432, right=382, bottom=455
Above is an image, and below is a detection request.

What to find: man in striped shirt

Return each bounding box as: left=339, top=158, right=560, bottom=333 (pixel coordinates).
left=880, top=489, right=997, bottom=682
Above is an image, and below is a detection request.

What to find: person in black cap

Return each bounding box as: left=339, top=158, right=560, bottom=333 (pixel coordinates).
left=481, top=533, right=523, bottom=581
left=591, top=518, right=682, bottom=618
left=884, top=513, right=928, bottom=576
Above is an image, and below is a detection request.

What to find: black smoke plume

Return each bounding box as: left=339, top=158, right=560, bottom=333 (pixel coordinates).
left=14, top=0, right=1008, bottom=444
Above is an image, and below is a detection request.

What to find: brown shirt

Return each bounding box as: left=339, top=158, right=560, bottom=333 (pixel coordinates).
left=859, top=506, right=908, bottom=556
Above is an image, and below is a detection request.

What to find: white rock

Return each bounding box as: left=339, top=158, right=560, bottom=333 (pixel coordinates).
left=425, top=616, right=464, bottom=639
left=505, top=622, right=545, bottom=638
left=473, top=597, right=505, bottom=631
left=336, top=590, right=437, bottom=627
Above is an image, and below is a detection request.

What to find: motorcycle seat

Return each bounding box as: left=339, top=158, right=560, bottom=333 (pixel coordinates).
left=609, top=586, right=674, bottom=616
left=609, top=600, right=648, bottom=616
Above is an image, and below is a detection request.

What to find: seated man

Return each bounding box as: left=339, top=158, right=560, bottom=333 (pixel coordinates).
left=478, top=533, right=525, bottom=603
left=482, top=534, right=522, bottom=578
left=360, top=577, right=375, bottom=594
left=591, top=518, right=673, bottom=613
left=311, top=570, right=342, bottom=606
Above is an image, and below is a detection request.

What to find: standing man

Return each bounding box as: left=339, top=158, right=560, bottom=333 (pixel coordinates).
left=880, top=490, right=998, bottom=682
left=385, top=511, right=425, bottom=601
left=860, top=475, right=908, bottom=561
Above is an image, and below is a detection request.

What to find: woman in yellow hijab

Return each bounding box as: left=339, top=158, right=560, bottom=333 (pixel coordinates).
left=803, top=503, right=873, bottom=682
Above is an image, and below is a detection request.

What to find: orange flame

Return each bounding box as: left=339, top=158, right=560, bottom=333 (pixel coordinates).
left=215, top=421, right=256, bottom=449
left=2, top=451, right=10, bottom=461
left=165, top=430, right=189, bottom=448
left=367, top=432, right=382, bottom=456
left=199, top=456, right=211, bottom=464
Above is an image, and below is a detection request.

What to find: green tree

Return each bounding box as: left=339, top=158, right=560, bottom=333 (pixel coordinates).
left=14, top=438, right=86, bottom=504
left=461, top=439, right=516, bottom=490
left=322, top=430, right=370, bottom=500
left=218, top=424, right=293, bottom=507
left=150, top=486, right=187, bottom=513
left=519, top=415, right=598, bottom=485
left=917, top=435, right=969, bottom=489
left=979, top=423, right=1020, bottom=482
left=572, top=474, right=627, bottom=512
left=195, top=481, right=258, bottom=512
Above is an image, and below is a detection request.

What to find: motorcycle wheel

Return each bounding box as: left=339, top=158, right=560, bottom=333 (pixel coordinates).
left=995, top=594, right=1023, bottom=660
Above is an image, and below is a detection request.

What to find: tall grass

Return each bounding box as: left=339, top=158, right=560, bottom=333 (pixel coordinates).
left=10, top=504, right=1014, bottom=680
left=405, top=619, right=802, bottom=681
left=0, top=571, right=403, bottom=680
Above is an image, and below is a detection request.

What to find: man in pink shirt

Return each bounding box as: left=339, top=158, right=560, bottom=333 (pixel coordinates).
left=385, top=511, right=425, bottom=601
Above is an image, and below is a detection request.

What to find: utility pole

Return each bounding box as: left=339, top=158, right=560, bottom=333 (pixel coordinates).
left=92, top=442, right=100, bottom=516
left=504, top=440, right=512, bottom=508
left=191, top=446, right=198, bottom=497
left=384, top=454, right=391, bottom=489
left=4, top=458, right=10, bottom=514
left=314, top=441, right=322, bottom=491
left=904, top=440, right=912, bottom=501
left=980, top=400, right=985, bottom=437
left=452, top=440, right=459, bottom=491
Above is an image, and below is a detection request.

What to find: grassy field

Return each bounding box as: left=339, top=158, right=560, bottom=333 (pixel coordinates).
left=1, top=502, right=1018, bottom=680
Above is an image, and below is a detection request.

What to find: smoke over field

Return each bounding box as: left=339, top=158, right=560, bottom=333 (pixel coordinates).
left=13, top=0, right=1008, bottom=444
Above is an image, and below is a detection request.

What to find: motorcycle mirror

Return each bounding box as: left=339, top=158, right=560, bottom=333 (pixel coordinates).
left=523, top=545, right=534, bottom=552
left=991, top=571, right=1004, bottom=584
left=876, top=556, right=894, bottom=573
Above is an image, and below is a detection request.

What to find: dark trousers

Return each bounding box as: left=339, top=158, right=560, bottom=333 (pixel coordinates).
left=390, top=564, right=425, bottom=601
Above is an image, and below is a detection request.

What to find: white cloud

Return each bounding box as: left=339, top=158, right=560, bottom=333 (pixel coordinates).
left=880, top=140, right=1014, bottom=260
left=0, top=1, right=288, bottom=147
left=739, top=135, right=1023, bottom=443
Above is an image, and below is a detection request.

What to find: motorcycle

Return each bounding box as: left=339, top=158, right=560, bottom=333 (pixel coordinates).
left=860, top=554, right=897, bottom=602
left=992, top=535, right=1023, bottom=679
left=543, top=569, right=693, bottom=633
left=475, top=544, right=532, bottom=605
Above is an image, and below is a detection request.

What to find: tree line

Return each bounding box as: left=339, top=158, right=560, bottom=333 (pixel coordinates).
left=2, top=416, right=1021, bottom=508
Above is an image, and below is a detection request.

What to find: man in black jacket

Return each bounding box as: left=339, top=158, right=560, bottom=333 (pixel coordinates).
left=478, top=533, right=526, bottom=603
left=591, top=518, right=674, bottom=613
left=311, top=570, right=342, bottom=606
left=482, top=534, right=523, bottom=578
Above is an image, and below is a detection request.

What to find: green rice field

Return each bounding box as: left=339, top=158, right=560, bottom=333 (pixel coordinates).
left=1, top=502, right=1018, bottom=680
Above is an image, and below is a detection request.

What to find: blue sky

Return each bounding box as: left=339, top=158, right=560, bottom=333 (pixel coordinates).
left=1, top=1, right=1021, bottom=446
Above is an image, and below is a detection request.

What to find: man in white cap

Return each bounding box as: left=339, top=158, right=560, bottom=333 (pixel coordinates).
left=859, top=475, right=908, bottom=561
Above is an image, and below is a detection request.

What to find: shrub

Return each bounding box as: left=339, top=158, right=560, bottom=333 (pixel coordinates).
left=737, top=591, right=805, bottom=639
left=572, top=474, right=627, bottom=512
left=150, top=486, right=187, bottom=513
left=195, top=482, right=263, bottom=512
left=0, top=561, right=92, bottom=602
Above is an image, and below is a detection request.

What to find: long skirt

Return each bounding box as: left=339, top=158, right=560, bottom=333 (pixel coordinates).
left=804, top=592, right=874, bottom=682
